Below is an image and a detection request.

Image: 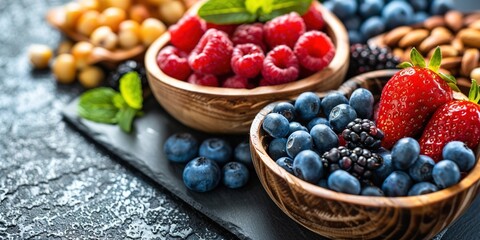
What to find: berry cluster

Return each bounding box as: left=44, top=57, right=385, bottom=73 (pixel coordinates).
left=163, top=133, right=252, bottom=192
left=156, top=4, right=335, bottom=88
left=346, top=44, right=400, bottom=79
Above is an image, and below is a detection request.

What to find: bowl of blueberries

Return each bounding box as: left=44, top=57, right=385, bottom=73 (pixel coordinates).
left=249, top=69, right=480, bottom=239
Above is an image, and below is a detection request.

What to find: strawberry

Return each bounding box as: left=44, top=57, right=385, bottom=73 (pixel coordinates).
left=419, top=80, right=480, bottom=162
left=376, top=47, right=458, bottom=149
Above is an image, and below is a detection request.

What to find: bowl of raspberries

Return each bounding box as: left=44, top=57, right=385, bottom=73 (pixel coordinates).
left=249, top=48, right=480, bottom=239
left=145, top=0, right=349, bottom=134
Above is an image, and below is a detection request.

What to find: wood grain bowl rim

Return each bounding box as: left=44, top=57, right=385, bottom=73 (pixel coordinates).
left=250, top=69, right=480, bottom=209
left=144, top=1, right=349, bottom=98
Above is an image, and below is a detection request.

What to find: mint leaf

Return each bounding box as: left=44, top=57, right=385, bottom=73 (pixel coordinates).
left=117, top=107, right=138, bottom=133
left=78, top=87, right=119, bottom=124
left=258, top=0, right=312, bottom=22
left=428, top=47, right=442, bottom=72
left=397, top=62, right=413, bottom=68
left=410, top=47, right=426, bottom=68
left=120, top=72, right=143, bottom=110
left=245, top=0, right=262, bottom=14
left=113, top=93, right=127, bottom=109
left=198, top=0, right=257, bottom=24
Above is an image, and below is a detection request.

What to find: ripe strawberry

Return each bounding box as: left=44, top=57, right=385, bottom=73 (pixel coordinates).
left=376, top=47, right=457, bottom=149
left=419, top=80, right=480, bottom=162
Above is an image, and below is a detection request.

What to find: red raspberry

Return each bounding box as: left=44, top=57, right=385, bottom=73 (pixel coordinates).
left=261, top=45, right=299, bottom=85
left=187, top=73, right=219, bottom=87
left=294, top=31, right=335, bottom=72
left=188, top=29, right=233, bottom=75
left=231, top=44, right=264, bottom=78
left=232, top=23, right=266, bottom=51
left=169, top=14, right=206, bottom=52
left=156, top=46, right=191, bottom=81
left=263, top=12, right=306, bottom=49
left=206, top=23, right=238, bottom=36
left=222, top=75, right=249, bottom=88
left=302, top=4, right=325, bottom=31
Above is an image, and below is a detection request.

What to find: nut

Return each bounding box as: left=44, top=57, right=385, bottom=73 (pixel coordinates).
left=464, top=13, right=480, bottom=26
left=28, top=44, right=53, bottom=69
left=79, top=65, right=105, bottom=88
left=393, top=48, right=404, bottom=60
left=458, top=28, right=480, bottom=48
left=468, top=19, right=480, bottom=30
left=431, top=27, right=453, bottom=38
left=440, top=56, right=462, bottom=71
left=428, top=45, right=458, bottom=58
left=445, top=10, right=463, bottom=32
left=418, top=34, right=452, bottom=54
left=470, top=67, right=480, bottom=81
left=398, top=29, right=429, bottom=48
left=53, top=54, right=77, bottom=84
left=451, top=37, right=465, bottom=53
left=424, top=16, right=445, bottom=30
left=383, top=26, right=412, bottom=47
left=461, top=48, right=479, bottom=77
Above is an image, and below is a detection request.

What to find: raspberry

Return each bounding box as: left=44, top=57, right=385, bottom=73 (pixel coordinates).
left=187, top=73, right=219, bottom=87
left=222, top=75, right=249, bottom=88
left=156, top=46, right=191, bottom=81
left=264, top=12, right=306, bottom=49
left=169, top=14, right=206, bottom=52
left=294, top=31, right=335, bottom=72
left=231, top=44, right=264, bottom=78
left=261, top=45, right=299, bottom=85
left=302, top=4, right=325, bottom=31
left=232, top=23, right=266, bottom=52
left=188, top=29, right=234, bottom=75
left=206, top=22, right=238, bottom=36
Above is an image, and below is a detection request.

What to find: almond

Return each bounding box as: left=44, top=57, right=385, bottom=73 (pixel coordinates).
left=418, top=34, right=452, bottom=54
left=424, top=16, right=445, bottom=30
left=428, top=45, right=458, bottom=58
left=445, top=10, right=463, bottom=32
left=461, top=48, right=479, bottom=77
left=451, top=37, right=465, bottom=53
left=458, top=28, right=480, bottom=48
left=393, top=48, right=404, bottom=59
left=464, top=13, right=480, bottom=26
left=431, top=27, right=453, bottom=38
left=440, top=56, right=462, bottom=71
left=470, top=67, right=480, bottom=81
left=398, top=29, right=430, bottom=48
left=383, top=26, right=412, bottom=47
left=468, top=19, right=480, bottom=30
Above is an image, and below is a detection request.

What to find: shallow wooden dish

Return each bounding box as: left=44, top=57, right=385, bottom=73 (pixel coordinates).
left=250, top=69, right=480, bottom=239
left=145, top=1, right=349, bottom=134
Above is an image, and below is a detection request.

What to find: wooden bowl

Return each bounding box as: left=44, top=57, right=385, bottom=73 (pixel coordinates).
left=145, top=1, right=349, bottom=134
left=250, top=69, right=480, bottom=239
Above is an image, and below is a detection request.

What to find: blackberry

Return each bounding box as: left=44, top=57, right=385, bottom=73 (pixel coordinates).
left=342, top=118, right=384, bottom=150
left=321, top=146, right=383, bottom=181
left=107, top=60, right=148, bottom=90
left=347, top=44, right=399, bottom=79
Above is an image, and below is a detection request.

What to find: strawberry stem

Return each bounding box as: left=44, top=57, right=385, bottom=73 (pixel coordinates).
left=410, top=47, right=426, bottom=68
left=469, top=79, right=480, bottom=104
left=428, top=47, right=441, bottom=72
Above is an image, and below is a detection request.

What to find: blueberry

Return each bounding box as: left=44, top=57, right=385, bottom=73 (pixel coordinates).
left=306, top=117, right=329, bottom=131
left=382, top=171, right=413, bottom=197
left=411, top=12, right=429, bottom=25
left=374, top=153, right=393, bottom=182
left=361, top=186, right=385, bottom=196
left=442, top=141, right=476, bottom=172
left=276, top=156, right=294, bottom=174
left=234, top=140, right=252, bottom=168
left=382, top=1, right=414, bottom=29
left=409, top=0, right=428, bottom=11
left=310, top=124, right=339, bottom=154
left=199, top=138, right=232, bottom=165
left=328, top=170, right=361, bottom=195
left=273, top=102, right=296, bottom=122
left=349, top=88, right=374, bottom=119
left=222, top=162, right=249, bottom=189
left=262, top=113, right=290, bottom=138
left=268, top=138, right=288, bottom=160
left=430, top=0, right=453, bottom=15
left=317, top=179, right=328, bottom=189
left=163, top=133, right=199, bottom=163
left=293, top=150, right=324, bottom=183
left=286, top=130, right=313, bottom=158
left=183, top=157, right=221, bottom=192
left=294, top=92, right=321, bottom=121
left=359, top=0, right=384, bottom=19
left=289, top=122, right=308, bottom=136
left=433, top=160, right=461, bottom=189
left=408, top=182, right=439, bottom=196
left=329, top=104, right=357, bottom=133
left=348, top=30, right=364, bottom=44
left=409, top=155, right=435, bottom=182
left=330, top=0, right=358, bottom=20
left=344, top=16, right=362, bottom=31
left=360, top=16, right=386, bottom=40
left=391, top=137, right=420, bottom=170
left=321, top=91, right=349, bottom=118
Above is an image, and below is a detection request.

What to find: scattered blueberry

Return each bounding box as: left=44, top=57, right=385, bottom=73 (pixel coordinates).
left=183, top=157, right=221, bottom=192
left=288, top=122, right=308, bottom=135
left=163, top=133, right=198, bottom=163
left=199, top=138, right=232, bottom=165
left=222, top=162, right=250, bottom=189
left=293, top=150, right=324, bottom=183
left=348, top=30, right=364, bottom=44
left=329, top=104, right=357, bottom=133
left=391, top=137, right=420, bottom=170
left=330, top=0, right=358, bottom=20
left=286, top=130, right=313, bottom=158
left=430, top=0, right=454, bottom=15
left=262, top=113, right=290, bottom=138
left=359, top=0, right=384, bottom=18
left=349, top=88, right=374, bottom=119
left=433, top=160, right=461, bottom=189
left=310, top=124, right=339, bottom=154
left=328, top=170, right=361, bottom=194
left=294, top=92, right=321, bottom=121
left=374, top=153, right=393, bottom=182
left=408, top=155, right=435, bottom=182
left=382, top=171, right=413, bottom=197
left=276, top=156, right=294, bottom=174
left=409, top=0, right=428, bottom=11
left=306, top=117, right=329, bottom=131
left=273, top=102, right=296, bottom=122
left=344, top=16, right=362, bottom=31
left=382, top=1, right=414, bottom=29
left=442, top=141, right=476, bottom=172
left=408, top=182, right=439, bottom=196
left=268, top=138, right=288, bottom=160
left=234, top=140, right=252, bottom=168
left=360, top=16, right=385, bottom=40
left=412, top=11, right=429, bottom=24
left=321, top=91, right=349, bottom=118
left=361, top=186, right=384, bottom=196
left=317, top=179, right=329, bottom=188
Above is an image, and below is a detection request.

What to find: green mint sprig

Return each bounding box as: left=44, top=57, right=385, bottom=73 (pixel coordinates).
left=78, top=72, right=143, bottom=133
left=198, top=0, right=313, bottom=24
